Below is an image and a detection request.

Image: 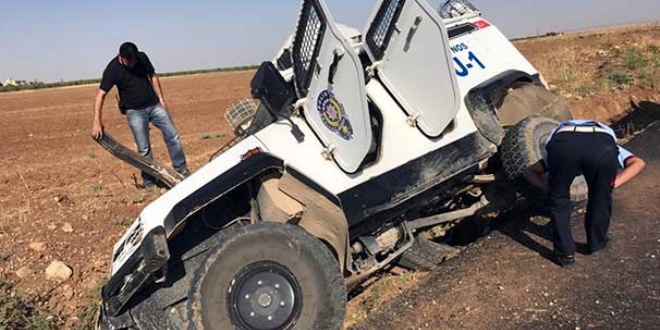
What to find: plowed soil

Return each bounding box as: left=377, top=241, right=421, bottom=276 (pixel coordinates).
left=0, top=71, right=253, bottom=319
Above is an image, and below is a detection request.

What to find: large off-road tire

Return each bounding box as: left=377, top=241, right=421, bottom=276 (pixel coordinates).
left=188, top=222, right=346, bottom=330
left=397, top=237, right=459, bottom=271
left=495, top=83, right=574, bottom=126
left=501, top=116, right=588, bottom=205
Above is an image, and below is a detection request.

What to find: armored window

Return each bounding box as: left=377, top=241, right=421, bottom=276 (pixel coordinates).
left=292, top=0, right=327, bottom=97
left=365, top=0, right=406, bottom=61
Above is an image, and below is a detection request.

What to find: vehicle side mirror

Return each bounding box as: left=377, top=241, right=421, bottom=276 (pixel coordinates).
left=250, top=62, right=304, bottom=142
left=251, top=62, right=295, bottom=115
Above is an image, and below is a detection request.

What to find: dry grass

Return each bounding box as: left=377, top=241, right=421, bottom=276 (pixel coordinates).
left=516, top=24, right=660, bottom=98
left=344, top=270, right=427, bottom=328
left=71, top=287, right=101, bottom=330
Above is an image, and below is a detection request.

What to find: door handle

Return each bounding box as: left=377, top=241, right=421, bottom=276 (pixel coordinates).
left=328, top=47, right=345, bottom=85
left=404, top=16, right=423, bottom=52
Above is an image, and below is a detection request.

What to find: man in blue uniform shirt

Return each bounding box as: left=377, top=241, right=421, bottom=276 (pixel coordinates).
left=524, top=120, right=645, bottom=267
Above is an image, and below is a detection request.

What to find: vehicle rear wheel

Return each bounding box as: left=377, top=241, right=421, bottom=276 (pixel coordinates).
left=188, top=222, right=346, bottom=330
left=501, top=116, right=588, bottom=205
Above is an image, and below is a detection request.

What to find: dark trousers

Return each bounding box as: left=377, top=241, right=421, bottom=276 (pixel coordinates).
left=546, top=132, right=619, bottom=257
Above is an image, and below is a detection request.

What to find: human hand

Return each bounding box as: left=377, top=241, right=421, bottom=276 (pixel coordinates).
left=91, top=121, right=104, bottom=140
left=523, top=161, right=549, bottom=191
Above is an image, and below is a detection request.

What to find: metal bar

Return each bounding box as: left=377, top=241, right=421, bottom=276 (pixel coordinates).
left=93, top=133, right=184, bottom=189
left=470, top=174, right=496, bottom=183
left=407, top=196, right=489, bottom=230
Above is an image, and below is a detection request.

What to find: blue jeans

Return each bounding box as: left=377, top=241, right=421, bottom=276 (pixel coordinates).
left=125, top=103, right=187, bottom=185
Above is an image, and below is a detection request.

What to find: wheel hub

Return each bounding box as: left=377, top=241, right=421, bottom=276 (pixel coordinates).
left=229, top=262, right=301, bottom=330
left=258, top=293, right=272, bottom=308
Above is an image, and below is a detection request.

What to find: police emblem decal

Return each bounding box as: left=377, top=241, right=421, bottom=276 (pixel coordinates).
left=317, top=90, right=354, bottom=140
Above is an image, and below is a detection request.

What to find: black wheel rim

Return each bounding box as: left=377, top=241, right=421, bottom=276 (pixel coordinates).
left=227, top=261, right=302, bottom=330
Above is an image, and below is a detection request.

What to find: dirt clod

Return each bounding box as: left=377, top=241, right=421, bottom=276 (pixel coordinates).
left=28, top=241, right=47, bottom=252
left=61, top=223, right=74, bottom=233
left=45, top=261, right=73, bottom=282
left=62, top=285, right=74, bottom=300
left=16, top=267, right=32, bottom=279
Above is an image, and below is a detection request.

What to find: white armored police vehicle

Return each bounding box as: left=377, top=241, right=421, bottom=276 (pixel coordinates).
left=97, top=0, right=582, bottom=329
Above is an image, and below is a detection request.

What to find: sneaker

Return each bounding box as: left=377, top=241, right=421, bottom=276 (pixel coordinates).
left=553, top=253, right=576, bottom=268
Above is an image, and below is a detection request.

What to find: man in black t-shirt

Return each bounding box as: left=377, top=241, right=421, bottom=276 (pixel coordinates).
left=92, top=42, right=189, bottom=189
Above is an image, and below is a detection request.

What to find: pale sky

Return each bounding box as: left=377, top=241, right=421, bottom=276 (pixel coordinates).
left=1, top=0, right=658, bottom=83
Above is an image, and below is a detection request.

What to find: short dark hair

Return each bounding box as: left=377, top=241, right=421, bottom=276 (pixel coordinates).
left=119, top=42, right=138, bottom=60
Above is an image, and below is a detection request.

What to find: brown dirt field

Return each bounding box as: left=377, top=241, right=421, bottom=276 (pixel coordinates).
left=0, top=71, right=253, bottom=322
left=0, top=24, right=659, bottom=328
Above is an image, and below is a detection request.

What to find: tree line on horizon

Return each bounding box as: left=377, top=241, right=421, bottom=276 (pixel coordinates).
left=0, top=65, right=259, bottom=93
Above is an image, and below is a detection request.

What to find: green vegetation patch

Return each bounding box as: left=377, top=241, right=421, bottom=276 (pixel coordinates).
left=0, top=280, right=60, bottom=330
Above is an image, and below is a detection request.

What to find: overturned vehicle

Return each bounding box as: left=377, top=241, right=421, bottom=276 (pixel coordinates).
left=97, top=0, right=584, bottom=329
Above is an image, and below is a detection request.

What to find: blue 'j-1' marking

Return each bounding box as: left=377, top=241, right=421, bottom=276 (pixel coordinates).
left=453, top=51, right=486, bottom=77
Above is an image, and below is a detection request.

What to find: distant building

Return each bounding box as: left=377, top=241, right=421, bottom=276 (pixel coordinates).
left=3, top=78, right=18, bottom=87
left=2, top=78, right=27, bottom=87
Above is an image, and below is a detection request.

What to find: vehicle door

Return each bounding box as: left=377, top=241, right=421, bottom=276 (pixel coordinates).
left=291, top=0, right=372, bottom=173
left=364, top=0, right=461, bottom=137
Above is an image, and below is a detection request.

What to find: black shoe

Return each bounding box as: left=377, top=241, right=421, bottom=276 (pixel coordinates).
left=553, top=253, right=576, bottom=268
left=141, top=182, right=156, bottom=191
left=178, top=168, right=191, bottom=178
left=589, top=237, right=613, bottom=255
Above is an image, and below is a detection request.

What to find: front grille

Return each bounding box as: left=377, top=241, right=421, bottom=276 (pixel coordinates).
left=113, top=220, right=143, bottom=262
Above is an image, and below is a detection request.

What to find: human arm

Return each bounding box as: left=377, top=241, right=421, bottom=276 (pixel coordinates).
left=140, top=52, right=167, bottom=110
left=92, top=89, right=108, bottom=139
left=150, top=73, right=167, bottom=110
left=523, top=160, right=549, bottom=191
left=613, top=156, right=645, bottom=188
left=93, top=62, right=116, bottom=139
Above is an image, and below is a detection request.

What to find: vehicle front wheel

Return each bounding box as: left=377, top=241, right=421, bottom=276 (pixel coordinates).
left=187, top=222, right=346, bottom=330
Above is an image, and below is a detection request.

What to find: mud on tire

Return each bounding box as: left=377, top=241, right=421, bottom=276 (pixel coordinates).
left=495, top=83, right=574, bottom=126
left=501, top=116, right=588, bottom=205
left=188, top=222, right=346, bottom=330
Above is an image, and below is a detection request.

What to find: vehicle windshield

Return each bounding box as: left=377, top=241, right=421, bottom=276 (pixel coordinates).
left=438, top=0, right=480, bottom=19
